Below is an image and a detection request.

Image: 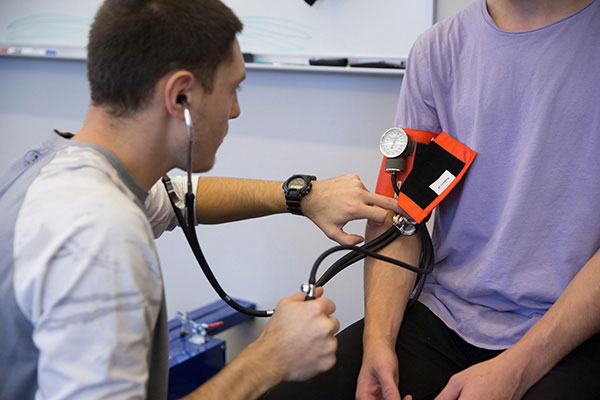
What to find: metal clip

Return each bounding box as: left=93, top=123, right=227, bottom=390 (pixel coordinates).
left=392, top=214, right=417, bottom=236
left=161, top=175, right=185, bottom=211
left=176, top=312, right=223, bottom=345
left=301, top=283, right=316, bottom=299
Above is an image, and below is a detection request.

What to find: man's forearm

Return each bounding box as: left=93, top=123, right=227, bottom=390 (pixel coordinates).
left=194, top=177, right=287, bottom=224
left=183, top=338, right=283, bottom=400
left=501, top=248, right=600, bottom=392
left=363, top=220, right=422, bottom=346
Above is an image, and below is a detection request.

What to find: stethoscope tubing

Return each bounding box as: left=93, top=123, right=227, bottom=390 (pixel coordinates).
left=166, top=102, right=434, bottom=318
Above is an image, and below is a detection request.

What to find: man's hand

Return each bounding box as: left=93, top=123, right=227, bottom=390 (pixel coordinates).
left=184, top=289, right=339, bottom=400
left=302, top=174, right=403, bottom=245
left=257, top=288, right=340, bottom=382
left=356, top=339, right=412, bottom=400
left=435, top=354, right=526, bottom=400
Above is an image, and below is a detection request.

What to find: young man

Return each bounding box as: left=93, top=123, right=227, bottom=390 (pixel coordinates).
left=264, top=0, right=600, bottom=399
left=0, top=0, right=404, bottom=399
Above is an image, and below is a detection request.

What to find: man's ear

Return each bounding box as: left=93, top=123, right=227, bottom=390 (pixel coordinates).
left=164, top=70, right=196, bottom=119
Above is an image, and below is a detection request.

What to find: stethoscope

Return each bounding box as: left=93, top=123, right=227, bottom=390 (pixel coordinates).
left=161, top=96, right=434, bottom=317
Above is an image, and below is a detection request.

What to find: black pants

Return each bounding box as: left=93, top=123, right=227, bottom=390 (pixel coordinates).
left=262, top=302, right=600, bottom=400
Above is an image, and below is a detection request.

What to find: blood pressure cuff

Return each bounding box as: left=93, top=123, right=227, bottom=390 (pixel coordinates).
left=375, top=129, right=477, bottom=223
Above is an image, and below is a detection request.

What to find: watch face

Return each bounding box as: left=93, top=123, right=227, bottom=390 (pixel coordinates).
left=380, top=127, right=409, bottom=158
left=288, top=177, right=306, bottom=190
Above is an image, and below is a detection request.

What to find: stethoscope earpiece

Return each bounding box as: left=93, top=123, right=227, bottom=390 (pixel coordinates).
left=176, top=94, right=188, bottom=105
left=177, top=95, right=193, bottom=140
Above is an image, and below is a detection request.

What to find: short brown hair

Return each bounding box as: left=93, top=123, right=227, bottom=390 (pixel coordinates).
left=87, top=0, right=243, bottom=117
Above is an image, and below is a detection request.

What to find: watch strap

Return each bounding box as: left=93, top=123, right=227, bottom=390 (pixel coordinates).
left=286, top=198, right=304, bottom=215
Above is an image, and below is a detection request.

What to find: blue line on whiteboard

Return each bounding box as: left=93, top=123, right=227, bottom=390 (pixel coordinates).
left=4, top=13, right=91, bottom=47
left=238, top=16, right=344, bottom=54
left=242, top=17, right=312, bottom=39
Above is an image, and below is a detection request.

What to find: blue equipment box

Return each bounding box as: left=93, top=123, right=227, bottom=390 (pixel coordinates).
left=167, top=299, right=255, bottom=399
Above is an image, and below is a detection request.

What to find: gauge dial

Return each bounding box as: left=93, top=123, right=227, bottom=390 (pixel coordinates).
left=380, top=127, right=410, bottom=158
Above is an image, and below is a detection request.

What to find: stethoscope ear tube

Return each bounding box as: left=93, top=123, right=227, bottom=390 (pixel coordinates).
left=163, top=176, right=273, bottom=317
left=182, top=193, right=275, bottom=317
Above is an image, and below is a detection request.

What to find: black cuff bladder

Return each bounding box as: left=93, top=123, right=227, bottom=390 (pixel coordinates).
left=400, top=142, right=465, bottom=210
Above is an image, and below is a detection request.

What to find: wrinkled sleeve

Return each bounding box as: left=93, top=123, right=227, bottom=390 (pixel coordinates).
left=394, top=34, right=441, bottom=133
left=145, top=175, right=197, bottom=238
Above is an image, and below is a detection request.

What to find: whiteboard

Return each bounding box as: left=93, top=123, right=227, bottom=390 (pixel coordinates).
left=0, top=0, right=433, bottom=60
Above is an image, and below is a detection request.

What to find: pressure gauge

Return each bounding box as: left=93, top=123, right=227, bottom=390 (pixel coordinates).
left=379, top=127, right=412, bottom=158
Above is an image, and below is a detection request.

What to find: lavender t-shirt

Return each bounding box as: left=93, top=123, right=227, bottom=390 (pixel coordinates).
left=395, top=0, right=600, bottom=349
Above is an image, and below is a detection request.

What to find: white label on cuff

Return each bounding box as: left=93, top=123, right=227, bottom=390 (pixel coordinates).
left=430, top=170, right=456, bottom=195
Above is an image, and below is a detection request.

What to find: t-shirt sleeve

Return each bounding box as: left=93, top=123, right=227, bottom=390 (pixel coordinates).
left=145, top=175, right=195, bottom=238
left=394, top=34, right=442, bottom=133
left=14, top=181, right=163, bottom=399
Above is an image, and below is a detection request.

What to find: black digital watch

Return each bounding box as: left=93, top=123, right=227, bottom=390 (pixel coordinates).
left=282, top=174, right=317, bottom=216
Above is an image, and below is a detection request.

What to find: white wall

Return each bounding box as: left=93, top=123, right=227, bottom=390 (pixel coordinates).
left=436, top=0, right=474, bottom=21
left=0, top=0, right=475, bottom=361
